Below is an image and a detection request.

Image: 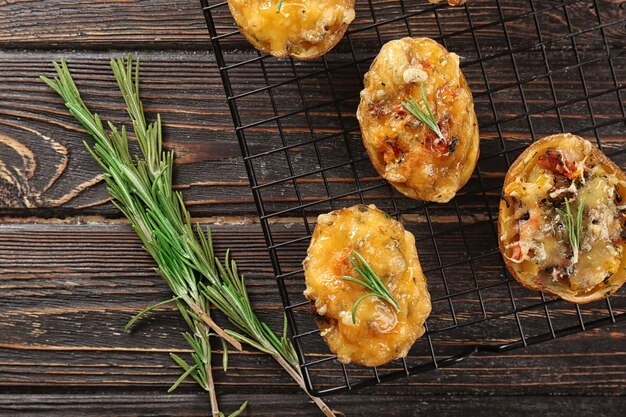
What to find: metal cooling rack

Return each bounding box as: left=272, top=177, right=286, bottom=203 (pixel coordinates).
left=200, top=0, right=626, bottom=396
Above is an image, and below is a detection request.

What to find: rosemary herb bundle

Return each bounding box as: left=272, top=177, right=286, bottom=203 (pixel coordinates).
left=41, top=57, right=335, bottom=417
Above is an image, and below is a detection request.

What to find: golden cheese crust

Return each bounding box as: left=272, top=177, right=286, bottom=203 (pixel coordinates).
left=499, top=133, right=626, bottom=304
left=357, top=37, right=479, bottom=203
left=227, top=0, right=355, bottom=60
left=303, top=204, right=431, bottom=367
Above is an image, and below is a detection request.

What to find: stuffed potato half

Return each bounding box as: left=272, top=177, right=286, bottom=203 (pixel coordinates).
left=357, top=37, right=479, bottom=203
left=303, top=204, right=431, bottom=367
left=499, top=133, right=626, bottom=303
left=227, top=0, right=355, bottom=60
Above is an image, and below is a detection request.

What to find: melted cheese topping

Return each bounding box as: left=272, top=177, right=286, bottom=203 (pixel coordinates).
left=228, top=0, right=355, bottom=59
left=500, top=134, right=626, bottom=302
left=303, top=204, right=431, bottom=366
left=357, top=38, right=479, bottom=202
left=357, top=37, right=479, bottom=203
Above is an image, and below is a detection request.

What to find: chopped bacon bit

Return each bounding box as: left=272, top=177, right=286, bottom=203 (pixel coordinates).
left=384, top=136, right=405, bottom=162
left=395, top=104, right=406, bottom=117
left=419, top=59, right=434, bottom=70
left=369, top=105, right=386, bottom=119
left=565, top=160, right=577, bottom=179
left=553, top=173, right=570, bottom=190
left=538, top=149, right=563, bottom=171
left=538, top=148, right=577, bottom=179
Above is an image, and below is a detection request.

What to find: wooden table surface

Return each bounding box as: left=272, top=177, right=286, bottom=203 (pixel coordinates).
left=2, top=0, right=626, bottom=416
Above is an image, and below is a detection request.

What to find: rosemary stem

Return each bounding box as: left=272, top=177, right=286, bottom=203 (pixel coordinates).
left=271, top=353, right=336, bottom=417
left=208, top=378, right=219, bottom=417
left=188, top=300, right=243, bottom=351
left=205, top=330, right=220, bottom=417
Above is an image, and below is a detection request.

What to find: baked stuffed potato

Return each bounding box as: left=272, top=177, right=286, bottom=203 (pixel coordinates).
left=303, top=204, right=431, bottom=367
left=227, top=0, right=355, bottom=60
left=499, top=133, right=626, bottom=303
left=357, top=37, right=479, bottom=203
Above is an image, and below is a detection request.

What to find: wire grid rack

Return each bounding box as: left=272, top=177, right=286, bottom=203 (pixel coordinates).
left=200, top=0, right=626, bottom=395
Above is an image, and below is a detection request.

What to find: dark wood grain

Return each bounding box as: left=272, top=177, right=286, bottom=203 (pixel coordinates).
left=2, top=0, right=626, bottom=415
left=1, top=221, right=626, bottom=417
left=2, top=393, right=626, bottom=417
left=0, top=51, right=255, bottom=217
left=1, top=50, right=625, bottom=217
left=0, top=0, right=624, bottom=50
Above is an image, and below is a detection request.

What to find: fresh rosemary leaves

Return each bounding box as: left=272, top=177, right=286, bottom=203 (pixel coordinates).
left=342, top=251, right=400, bottom=323
left=277, top=0, right=283, bottom=11
left=41, top=57, right=336, bottom=417
left=556, top=196, right=586, bottom=269
left=402, top=83, right=445, bottom=142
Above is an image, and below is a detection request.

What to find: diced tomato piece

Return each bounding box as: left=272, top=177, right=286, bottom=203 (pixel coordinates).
left=510, top=242, right=523, bottom=262
left=420, top=59, right=434, bottom=70
left=425, top=136, right=449, bottom=154
left=395, top=104, right=406, bottom=117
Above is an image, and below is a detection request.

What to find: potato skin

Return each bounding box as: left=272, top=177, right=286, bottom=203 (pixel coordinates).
left=303, top=204, right=431, bottom=367
left=227, top=0, right=355, bottom=60
left=498, top=133, right=626, bottom=304
left=357, top=37, right=479, bottom=203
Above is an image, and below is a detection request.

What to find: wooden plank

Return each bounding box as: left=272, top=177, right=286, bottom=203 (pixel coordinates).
left=2, top=0, right=625, bottom=414
left=1, top=393, right=626, bottom=417
left=1, top=51, right=625, bottom=217
left=1, top=221, right=626, bottom=400
left=2, top=323, right=626, bottom=393
left=0, top=51, right=251, bottom=216
left=0, top=0, right=623, bottom=50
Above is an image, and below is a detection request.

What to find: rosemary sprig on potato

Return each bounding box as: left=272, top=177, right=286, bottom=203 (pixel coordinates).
left=556, top=197, right=586, bottom=271
left=342, top=251, right=400, bottom=323
left=402, top=83, right=445, bottom=142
